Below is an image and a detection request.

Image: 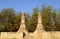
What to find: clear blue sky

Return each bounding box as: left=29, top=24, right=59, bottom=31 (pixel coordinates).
left=0, top=0, right=60, bottom=14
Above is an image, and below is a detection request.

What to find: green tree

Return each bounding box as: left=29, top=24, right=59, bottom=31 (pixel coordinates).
left=25, top=7, right=39, bottom=32
left=51, top=10, right=57, bottom=31
left=56, top=12, right=60, bottom=31
left=14, top=13, right=21, bottom=31
left=41, top=5, right=53, bottom=31
left=25, top=13, right=31, bottom=32
left=1, top=8, right=15, bottom=31
left=29, top=7, right=39, bottom=32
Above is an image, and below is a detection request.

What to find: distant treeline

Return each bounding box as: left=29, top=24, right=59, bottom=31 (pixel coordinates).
left=0, top=5, right=60, bottom=32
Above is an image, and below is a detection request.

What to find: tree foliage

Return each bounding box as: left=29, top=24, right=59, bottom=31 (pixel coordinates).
left=0, top=5, right=60, bottom=32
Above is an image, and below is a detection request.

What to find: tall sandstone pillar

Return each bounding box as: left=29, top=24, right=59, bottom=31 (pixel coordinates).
left=35, top=12, right=44, bottom=32
left=18, top=12, right=27, bottom=33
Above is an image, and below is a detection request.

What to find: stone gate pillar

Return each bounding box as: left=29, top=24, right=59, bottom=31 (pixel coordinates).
left=35, top=12, right=45, bottom=32
left=18, top=12, right=27, bottom=33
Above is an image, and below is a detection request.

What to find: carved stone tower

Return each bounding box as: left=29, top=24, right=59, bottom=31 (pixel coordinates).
left=35, top=12, right=44, bottom=32
left=18, top=12, right=27, bottom=33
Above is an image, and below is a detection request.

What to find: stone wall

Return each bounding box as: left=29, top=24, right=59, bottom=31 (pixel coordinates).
left=24, top=31, right=60, bottom=39
left=0, top=32, right=23, bottom=39
left=0, top=31, right=60, bottom=39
